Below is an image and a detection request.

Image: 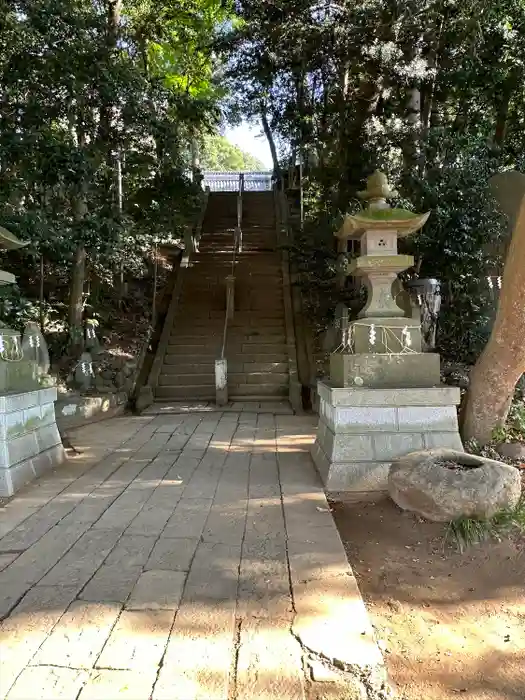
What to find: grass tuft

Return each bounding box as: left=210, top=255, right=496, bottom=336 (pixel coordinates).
left=446, top=497, right=525, bottom=552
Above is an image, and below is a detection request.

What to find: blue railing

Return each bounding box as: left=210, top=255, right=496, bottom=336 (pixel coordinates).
left=202, top=171, right=273, bottom=192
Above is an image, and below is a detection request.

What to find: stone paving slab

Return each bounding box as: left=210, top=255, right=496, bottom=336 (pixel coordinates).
left=0, top=411, right=389, bottom=700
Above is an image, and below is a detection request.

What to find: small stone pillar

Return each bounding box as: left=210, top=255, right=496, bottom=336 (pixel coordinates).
left=312, top=172, right=462, bottom=501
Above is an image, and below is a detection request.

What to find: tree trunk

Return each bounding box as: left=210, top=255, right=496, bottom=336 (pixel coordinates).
left=261, top=106, right=281, bottom=176
left=68, top=244, right=87, bottom=347
left=99, top=0, right=123, bottom=145
left=493, top=72, right=518, bottom=149
left=461, top=172, right=525, bottom=443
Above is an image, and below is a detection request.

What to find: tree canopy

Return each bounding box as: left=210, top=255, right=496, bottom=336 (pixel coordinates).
left=199, top=135, right=266, bottom=171
left=225, top=0, right=525, bottom=360
left=0, top=0, right=233, bottom=334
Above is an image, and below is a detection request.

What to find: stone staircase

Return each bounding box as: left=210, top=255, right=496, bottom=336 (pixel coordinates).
left=155, top=191, right=290, bottom=401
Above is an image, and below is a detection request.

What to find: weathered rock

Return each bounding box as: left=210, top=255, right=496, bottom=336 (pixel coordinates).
left=388, top=449, right=521, bottom=522
left=497, top=442, right=525, bottom=461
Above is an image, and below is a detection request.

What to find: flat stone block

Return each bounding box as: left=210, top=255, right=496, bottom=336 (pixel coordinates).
left=330, top=352, right=440, bottom=388
left=127, top=570, right=186, bottom=610
left=0, top=432, right=38, bottom=469
left=38, top=387, right=58, bottom=406
left=320, top=399, right=397, bottom=433
left=105, top=535, right=158, bottom=568
left=36, top=424, right=61, bottom=451
left=153, top=601, right=236, bottom=700
left=292, top=578, right=384, bottom=670
left=317, top=420, right=374, bottom=462
left=145, top=537, right=199, bottom=572
left=0, top=391, right=39, bottom=414
left=372, top=432, right=424, bottom=460
left=236, top=617, right=305, bottom=700
left=312, top=442, right=391, bottom=493
left=80, top=565, right=143, bottom=603
left=95, top=610, right=174, bottom=671
left=317, top=381, right=461, bottom=407
left=423, top=431, right=464, bottom=450
left=33, top=601, right=121, bottom=669
left=397, top=405, right=459, bottom=432
left=6, top=666, right=88, bottom=700
left=0, top=459, right=32, bottom=497
left=78, top=670, right=157, bottom=700
left=0, top=444, right=66, bottom=497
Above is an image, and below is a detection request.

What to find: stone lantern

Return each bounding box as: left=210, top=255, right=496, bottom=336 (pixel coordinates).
left=312, top=172, right=462, bottom=501
left=0, top=226, right=64, bottom=497
left=330, top=171, right=438, bottom=384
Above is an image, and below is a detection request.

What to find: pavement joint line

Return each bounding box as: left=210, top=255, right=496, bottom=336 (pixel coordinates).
left=228, top=418, right=251, bottom=700
left=1, top=409, right=363, bottom=700
left=0, top=419, right=152, bottom=544
left=1, top=424, right=187, bottom=696
left=148, top=414, right=238, bottom=700
left=0, top=443, right=166, bottom=622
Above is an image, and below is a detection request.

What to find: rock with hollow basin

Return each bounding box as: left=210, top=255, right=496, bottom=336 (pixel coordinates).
left=388, top=449, right=521, bottom=522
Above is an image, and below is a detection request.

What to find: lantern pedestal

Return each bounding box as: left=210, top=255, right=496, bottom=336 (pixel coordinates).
left=312, top=382, right=463, bottom=501
left=0, top=387, right=65, bottom=497
left=0, top=228, right=65, bottom=497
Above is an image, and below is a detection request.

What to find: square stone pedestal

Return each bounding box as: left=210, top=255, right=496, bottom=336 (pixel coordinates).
left=312, top=381, right=463, bottom=501
left=0, top=387, right=65, bottom=497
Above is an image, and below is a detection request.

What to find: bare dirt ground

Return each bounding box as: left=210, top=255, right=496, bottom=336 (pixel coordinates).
left=331, top=498, right=525, bottom=700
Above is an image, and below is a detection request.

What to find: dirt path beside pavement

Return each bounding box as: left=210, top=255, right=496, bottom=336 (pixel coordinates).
left=332, top=498, right=525, bottom=700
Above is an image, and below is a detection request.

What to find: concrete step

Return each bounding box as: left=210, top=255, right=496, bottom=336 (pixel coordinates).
left=228, top=361, right=288, bottom=373
left=226, top=343, right=287, bottom=354
left=158, top=373, right=214, bottom=386
left=229, top=372, right=288, bottom=385
left=226, top=353, right=288, bottom=363
left=226, top=334, right=286, bottom=344
left=228, top=384, right=288, bottom=397
left=165, top=345, right=220, bottom=355
left=161, top=361, right=215, bottom=372
left=155, top=385, right=215, bottom=400
left=163, top=353, right=221, bottom=365
left=168, top=335, right=223, bottom=344
left=174, top=317, right=285, bottom=328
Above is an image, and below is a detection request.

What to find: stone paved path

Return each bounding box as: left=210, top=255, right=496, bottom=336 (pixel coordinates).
left=0, top=409, right=386, bottom=700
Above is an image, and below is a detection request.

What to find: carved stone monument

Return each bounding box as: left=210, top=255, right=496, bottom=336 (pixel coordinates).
left=312, top=172, right=462, bottom=500
left=0, top=227, right=64, bottom=497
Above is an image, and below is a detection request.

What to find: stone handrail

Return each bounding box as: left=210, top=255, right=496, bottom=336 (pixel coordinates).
left=215, top=174, right=244, bottom=406
left=141, top=190, right=210, bottom=405
left=273, top=186, right=303, bottom=412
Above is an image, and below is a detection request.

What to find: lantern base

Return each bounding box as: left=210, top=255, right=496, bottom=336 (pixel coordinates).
left=312, top=381, right=463, bottom=500
left=0, top=387, right=65, bottom=497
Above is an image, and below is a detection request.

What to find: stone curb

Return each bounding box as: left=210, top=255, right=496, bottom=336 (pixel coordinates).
left=55, top=392, right=128, bottom=431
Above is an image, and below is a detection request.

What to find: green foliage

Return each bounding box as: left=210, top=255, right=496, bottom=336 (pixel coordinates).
left=491, top=396, right=525, bottom=443
left=227, top=0, right=525, bottom=363
left=447, top=498, right=525, bottom=552
left=200, top=134, right=266, bottom=171
left=0, top=0, right=232, bottom=341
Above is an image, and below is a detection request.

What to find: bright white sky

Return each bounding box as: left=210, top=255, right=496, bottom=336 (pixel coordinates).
left=224, top=121, right=273, bottom=169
